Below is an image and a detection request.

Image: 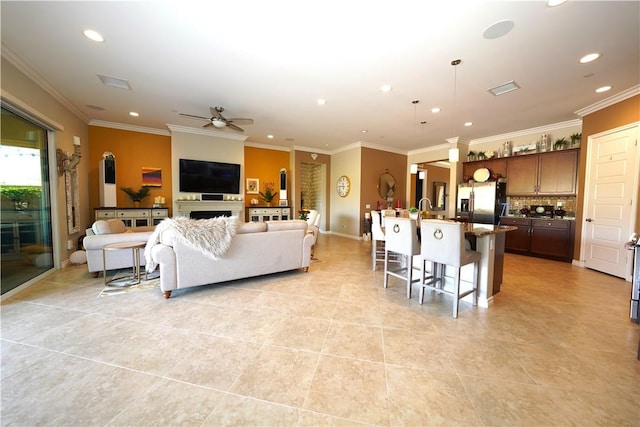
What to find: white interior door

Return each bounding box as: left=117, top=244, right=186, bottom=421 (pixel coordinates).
left=582, top=123, right=639, bottom=280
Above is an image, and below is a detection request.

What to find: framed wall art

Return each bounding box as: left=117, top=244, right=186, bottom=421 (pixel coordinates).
left=246, top=178, right=259, bottom=194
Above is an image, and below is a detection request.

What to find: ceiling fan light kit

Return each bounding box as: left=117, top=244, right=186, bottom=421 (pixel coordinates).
left=179, top=105, right=254, bottom=132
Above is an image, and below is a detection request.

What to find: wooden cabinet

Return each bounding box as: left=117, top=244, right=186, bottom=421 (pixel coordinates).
left=95, top=208, right=168, bottom=228
left=538, top=150, right=578, bottom=194
left=530, top=219, right=574, bottom=260
left=501, top=217, right=531, bottom=255
left=506, top=149, right=578, bottom=196
left=500, top=216, right=574, bottom=261
left=247, top=207, right=291, bottom=222
left=462, top=158, right=507, bottom=180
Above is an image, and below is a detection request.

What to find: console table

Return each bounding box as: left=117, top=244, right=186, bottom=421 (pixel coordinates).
left=247, top=207, right=291, bottom=222
left=94, top=208, right=168, bottom=228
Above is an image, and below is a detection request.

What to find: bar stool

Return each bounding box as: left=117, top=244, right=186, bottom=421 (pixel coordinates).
left=383, top=217, right=420, bottom=298
left=371, top=210, right=386, bottom=270
left=419, top=219, right=480, bottom=318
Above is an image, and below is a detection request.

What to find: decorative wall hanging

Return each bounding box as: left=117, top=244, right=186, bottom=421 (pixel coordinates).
left=56, top=137, right=82, bottom=234
left=142, top=167, right=162, bottom=187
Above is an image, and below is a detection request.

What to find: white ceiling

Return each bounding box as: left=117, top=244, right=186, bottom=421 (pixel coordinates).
left=1, top=1, right=639, bottom=153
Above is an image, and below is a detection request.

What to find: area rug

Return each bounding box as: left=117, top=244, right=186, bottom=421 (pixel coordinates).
left=98, top=270, right=159, bottom=297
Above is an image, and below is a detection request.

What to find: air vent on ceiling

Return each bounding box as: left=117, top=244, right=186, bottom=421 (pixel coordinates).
left=488, top=80, right=520, bottom=96
left=97, top=74, right=131, bottom=90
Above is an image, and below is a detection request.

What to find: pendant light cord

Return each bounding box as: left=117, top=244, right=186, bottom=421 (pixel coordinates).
left=451, top=59, right=461, bottom=137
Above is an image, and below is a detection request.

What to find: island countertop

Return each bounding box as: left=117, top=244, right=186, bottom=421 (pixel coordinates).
left=463, top=223, right=518, bottom=237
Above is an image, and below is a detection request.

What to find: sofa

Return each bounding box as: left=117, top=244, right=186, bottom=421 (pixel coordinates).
left=83, top=219, right=155, bottom=277
left=148, top=218, right=314, bottom=298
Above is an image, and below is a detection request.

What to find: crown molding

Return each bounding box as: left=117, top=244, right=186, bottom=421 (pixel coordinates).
left=244, top=141, right=291, bottom=152
left=166, top=124, right=247, bottom=141
left=90, top=120, right=170, bottom=136
left=575, top=85, right=640, bottom=117
left=292, top=145, right=333, bottom=155
left=469, top=119, right=582, bottom=146
left=407, top=142, right=450, bottom=156
left=360, top=141, right=408, bottom=155
left=2, top=43, right=89, bottom=124
left=2, top=90, right=64, bottom=131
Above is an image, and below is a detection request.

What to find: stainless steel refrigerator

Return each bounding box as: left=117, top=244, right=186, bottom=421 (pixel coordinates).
left=456, top=181, right=506, bottom=224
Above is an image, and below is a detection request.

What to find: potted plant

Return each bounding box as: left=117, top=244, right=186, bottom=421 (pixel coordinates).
left=553, top=137, right=568, bottom=151
left=570, top=132, right=582, bottom=148
left=119, top=186, right=151, bottom=207
left=259, top=181, right=278, bottom=206
left=477, top=151, right=487, bottom=160
left=408, top=206, right=419, bottom=221
left=467, top=150, right=477, bottom=161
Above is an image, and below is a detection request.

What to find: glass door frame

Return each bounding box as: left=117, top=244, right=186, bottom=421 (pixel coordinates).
left=1, top=94, right=64, bottom=299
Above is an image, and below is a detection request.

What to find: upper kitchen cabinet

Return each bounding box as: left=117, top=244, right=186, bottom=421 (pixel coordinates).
left=506, top=149, right=578, bottom=196
left=462, top=158, right=506, bottom=181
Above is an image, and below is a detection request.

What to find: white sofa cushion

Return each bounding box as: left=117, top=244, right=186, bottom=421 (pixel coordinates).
left=265, top=220, right=308, bottom=232
left=237, top=221, right=268, bottom=234
left=92, top=219, right=127, bottom=235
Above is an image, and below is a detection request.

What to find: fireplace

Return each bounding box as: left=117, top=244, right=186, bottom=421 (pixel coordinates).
left=190, top=210, right=232, bottom=219
left=175, top=200, right=244, bottom=221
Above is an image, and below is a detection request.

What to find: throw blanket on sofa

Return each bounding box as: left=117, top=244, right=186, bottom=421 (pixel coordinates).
left=145, top=216, right=239, bottom=272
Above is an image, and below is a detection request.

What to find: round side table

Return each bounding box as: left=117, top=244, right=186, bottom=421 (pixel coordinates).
left=102, top=241, right=147, bottom=286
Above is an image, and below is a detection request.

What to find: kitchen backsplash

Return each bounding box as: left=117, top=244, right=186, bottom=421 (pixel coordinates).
left=507, top=196, right=576, bottom=217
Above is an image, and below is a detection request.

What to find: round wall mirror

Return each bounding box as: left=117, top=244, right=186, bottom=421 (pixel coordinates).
left=378, top=172, right=396, bottom=199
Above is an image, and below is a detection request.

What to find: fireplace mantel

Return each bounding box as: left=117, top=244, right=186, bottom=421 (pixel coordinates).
left=175, top=200, right=244, bottom=220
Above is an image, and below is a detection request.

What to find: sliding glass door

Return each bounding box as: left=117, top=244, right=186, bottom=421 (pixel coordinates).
left=1, top=107, right=54, bottom=294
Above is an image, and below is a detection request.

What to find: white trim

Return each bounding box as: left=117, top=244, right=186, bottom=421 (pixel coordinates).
left=90, top=120, right=170, bottom=136
left=407, top=142, right=451, bottom=156
left=575, top=85, right=640, bottom=117
left=1, top=44, right=89, bottom=124
left=166, top=124, right=248, bottom=140
left=1, top=91, right=65, bottom=131
left=292, top=145, right=333, bottom=155
left=244, top=141, right=291, bottom=152
left=468, top=119, right=582, bottom=145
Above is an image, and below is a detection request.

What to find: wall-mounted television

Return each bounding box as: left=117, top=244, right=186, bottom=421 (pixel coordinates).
left=179, top=158, right=241, bottom=194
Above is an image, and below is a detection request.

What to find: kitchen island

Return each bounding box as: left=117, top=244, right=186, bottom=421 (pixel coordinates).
left=415, top=222, right=516, bottom=308
left=463, top=223, right=517, bottom=307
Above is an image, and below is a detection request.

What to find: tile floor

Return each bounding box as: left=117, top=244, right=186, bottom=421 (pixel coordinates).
left=2, top=234, right=639, bottom=426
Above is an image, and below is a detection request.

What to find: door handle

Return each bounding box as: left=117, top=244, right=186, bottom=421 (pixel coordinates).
left=585, top=218, right=593, bottom=222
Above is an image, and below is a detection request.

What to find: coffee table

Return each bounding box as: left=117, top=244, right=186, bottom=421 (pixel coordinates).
left=102, top=241, right=147, bottom=286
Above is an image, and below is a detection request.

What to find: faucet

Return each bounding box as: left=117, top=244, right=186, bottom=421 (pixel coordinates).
left=418, top=197, right=433, bottom=212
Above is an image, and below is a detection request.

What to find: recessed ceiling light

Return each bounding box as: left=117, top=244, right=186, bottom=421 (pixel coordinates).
left=547, top=0, right=567, bottom=7
left=464, top=122, right=473, bottom=127
left=380, top=84, right=392, bottom=93
left=596, top=85, right=612, bottom=93
left=267, top=134, right=274, bottom=139
left=580, top=53, right=601, bottom=64
left=129, top=112, right=139, bottom=117
left=483, top=20, right=514, bottom=40
left=317, top=99, right=327, bottom=105
left=361, top=130, right=368, bottom=133
left=431, top=107, right=441, bottom=113
left=488, top=80, right=520, bottom=96
left=83, top=29, right=104, bottom=42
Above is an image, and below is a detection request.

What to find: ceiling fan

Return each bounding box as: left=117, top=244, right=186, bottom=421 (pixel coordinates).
left=179, top=106, right=254, bottom=132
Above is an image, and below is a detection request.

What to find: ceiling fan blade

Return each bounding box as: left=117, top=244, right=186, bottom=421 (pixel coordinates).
left=179, top=113, right=210, bottom=120
left=203, top=122, right=213, bottom=128
left=228, top=118, right=254, bottom=125
left=227, top=123, right=244, bottom=132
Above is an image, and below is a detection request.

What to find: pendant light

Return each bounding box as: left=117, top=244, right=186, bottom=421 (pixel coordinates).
left=448, top=59, right=462, bottom=163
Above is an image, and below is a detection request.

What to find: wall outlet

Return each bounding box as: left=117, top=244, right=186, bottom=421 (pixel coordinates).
left=365, top=204, right=370, bottom=209
left=67, top=240, right=74, bottom=250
